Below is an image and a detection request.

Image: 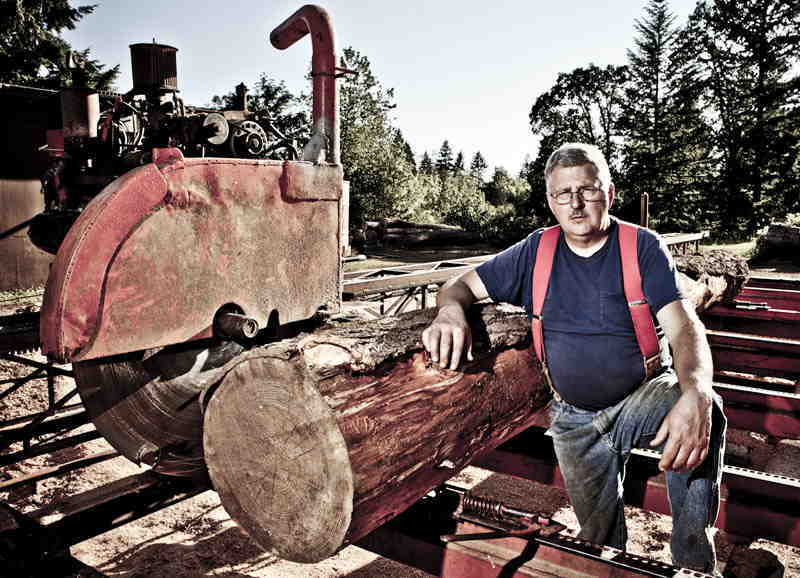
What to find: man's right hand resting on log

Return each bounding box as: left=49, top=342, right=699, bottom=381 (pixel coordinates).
left=421, top=269, right=489, bottom=370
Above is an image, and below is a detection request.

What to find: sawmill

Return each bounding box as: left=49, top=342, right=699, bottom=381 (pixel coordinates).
left=1, top=4, right=799, bottom=577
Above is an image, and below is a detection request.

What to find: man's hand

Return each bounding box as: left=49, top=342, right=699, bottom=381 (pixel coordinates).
left=422, top=270, right=489, bottom=370
left=422, top=304, right=473, bottom=370
left=650, top=387, right=713, bottom=471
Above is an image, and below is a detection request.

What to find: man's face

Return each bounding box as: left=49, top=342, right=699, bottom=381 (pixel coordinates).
left=546, top=164, right=614, bottom=242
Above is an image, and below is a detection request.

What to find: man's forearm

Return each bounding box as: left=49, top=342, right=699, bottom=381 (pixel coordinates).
left=437, top=277, right=479, bottom=310
left=670, top=314, right=714, bottom=395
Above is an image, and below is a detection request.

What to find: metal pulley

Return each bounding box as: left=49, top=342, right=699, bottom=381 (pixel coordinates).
left=229, top=120, right=269, bottom=157
left=202, top=112, right=229, bottom=145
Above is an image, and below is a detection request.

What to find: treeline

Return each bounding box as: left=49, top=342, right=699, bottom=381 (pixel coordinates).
left=6, top=1, right=798, bottom=244
left=317, top=0, right=800, bottom=243
left=527, top=0, right=800, bottom=239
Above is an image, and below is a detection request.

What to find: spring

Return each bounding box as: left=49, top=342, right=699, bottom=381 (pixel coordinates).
left=460, top=493, right=505, bottom=522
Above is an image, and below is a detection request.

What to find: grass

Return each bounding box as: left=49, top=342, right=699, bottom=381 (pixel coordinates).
left=700, top=239, right=757, bottom=259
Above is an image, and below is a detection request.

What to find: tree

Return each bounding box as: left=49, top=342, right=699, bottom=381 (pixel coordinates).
left=527, top=64, right=629, bottom=215
left=623, top=0, right=715, bottom=231
left=436, top=140, right=454, bottom=175
left=483, top=167, right=514, bottom=205
left=529, top=64, right=629, bottom=168
left=419, top=152, right=434, bottom=175
left=453, top=151, right=465, bottom=174
left=337, top=47, right=420, bottom=222
left=469, top=151, right=488, bottom=180
left=394, top=129, right=416, bottom=173
left=0, top=1, right=118, bottom=89
left=681, top=0, right=800, bottom=235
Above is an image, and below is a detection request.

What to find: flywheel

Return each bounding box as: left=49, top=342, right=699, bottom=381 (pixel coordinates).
left=73, top=339, right=244, bottom=477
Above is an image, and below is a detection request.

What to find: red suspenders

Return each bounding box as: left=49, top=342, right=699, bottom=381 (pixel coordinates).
left=530, top=221, right=662, bottom=396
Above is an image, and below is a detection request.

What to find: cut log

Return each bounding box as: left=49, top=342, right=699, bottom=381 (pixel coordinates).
left=202, top=303, right=548, bottom=563
left=674, top=249, right=749, bottom=310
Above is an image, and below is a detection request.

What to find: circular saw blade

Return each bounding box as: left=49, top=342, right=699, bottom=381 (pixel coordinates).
left=74, top=339, right=243, bottom=477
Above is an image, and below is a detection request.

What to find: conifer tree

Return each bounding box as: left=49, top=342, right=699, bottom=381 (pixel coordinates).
left=681, top=0, right=800, bottom=233
left=0, top=0, right=118, bottom=89
left=469, top=151, right=488, bottom=180
left=623, top=0, right=715, bottom=231
left=453, top=151, right=465, bottom=174
left=436, top=140, right=454, bottom=175
left=419, top=152, right=434, bottom=175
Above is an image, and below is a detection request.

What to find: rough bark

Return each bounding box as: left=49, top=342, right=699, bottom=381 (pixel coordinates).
left=202, top=303, right=548, bottom=563
left=674, top=249, right=750, bottom=309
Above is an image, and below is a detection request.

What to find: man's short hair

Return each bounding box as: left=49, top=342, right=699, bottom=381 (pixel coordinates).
left=544, top=143, right=611, bottom=190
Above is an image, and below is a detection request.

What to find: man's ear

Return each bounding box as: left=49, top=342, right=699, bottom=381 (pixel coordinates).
left=607, top=182, right=616, bottom=208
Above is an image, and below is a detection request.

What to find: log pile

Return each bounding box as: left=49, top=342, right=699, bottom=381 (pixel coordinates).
left=352, top=218, right=481, bottom=248
left=754, top=223, right=800, bottom=262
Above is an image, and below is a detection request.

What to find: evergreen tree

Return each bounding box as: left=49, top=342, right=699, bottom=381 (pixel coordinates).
left=469, top=151, right=488, bottom=180
left=0, top=0, right=118, bottom=89
left=623, top=0, right=715, bottom=231
left=394, top=129, right=416, bottom=173
left=436, top=140, right=454, bottom=175
left=419, top=152, right=434, bottom=175
left=682, top=0, right=800, bottom=234
left=453, top=151, right=465, bottom=174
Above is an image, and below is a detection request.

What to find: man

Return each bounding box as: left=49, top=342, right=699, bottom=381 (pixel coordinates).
left=422, top=143, right=725, bottom=574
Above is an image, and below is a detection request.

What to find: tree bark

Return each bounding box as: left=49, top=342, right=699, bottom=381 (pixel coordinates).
left=202, top=303, right=549, bottom=563
left=675, top=249, right=750, bottom=309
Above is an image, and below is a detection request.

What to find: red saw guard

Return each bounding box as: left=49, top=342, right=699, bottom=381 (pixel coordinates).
left=40, top=150, right=343, bottom=363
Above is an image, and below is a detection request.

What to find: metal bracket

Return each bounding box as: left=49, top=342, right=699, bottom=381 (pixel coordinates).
left=440, top=491, right=565, bottom=543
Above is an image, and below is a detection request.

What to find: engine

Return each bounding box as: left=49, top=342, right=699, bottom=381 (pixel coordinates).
left=30, top=42, right=298, bottom=254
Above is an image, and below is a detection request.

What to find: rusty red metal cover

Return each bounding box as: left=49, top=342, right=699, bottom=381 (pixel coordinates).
left=41, top=149, right=343, bottom=362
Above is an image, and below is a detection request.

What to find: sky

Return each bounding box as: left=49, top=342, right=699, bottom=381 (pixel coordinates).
left=63, top=0, right=703, bottom=174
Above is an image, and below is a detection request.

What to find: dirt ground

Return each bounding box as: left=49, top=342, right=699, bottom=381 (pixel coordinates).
left=0, top=252, right=799, bottom=577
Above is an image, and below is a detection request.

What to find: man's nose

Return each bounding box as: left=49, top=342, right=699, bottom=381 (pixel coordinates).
left=570, top=192, right=585, bottom=207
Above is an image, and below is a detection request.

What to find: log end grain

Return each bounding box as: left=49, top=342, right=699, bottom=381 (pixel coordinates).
left=202, top=353, right=354, bottom=563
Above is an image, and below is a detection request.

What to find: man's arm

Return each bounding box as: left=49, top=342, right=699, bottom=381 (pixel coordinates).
left=421, top=269, right=490, bottom=370
left=650, top=299, right=715, bottom=471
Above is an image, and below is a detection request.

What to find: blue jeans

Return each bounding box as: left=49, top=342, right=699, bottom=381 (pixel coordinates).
left=546, top=370, right=726, bottom=573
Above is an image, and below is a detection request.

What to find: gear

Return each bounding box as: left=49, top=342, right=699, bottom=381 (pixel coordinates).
left=228, top=120, right=269, bottom=158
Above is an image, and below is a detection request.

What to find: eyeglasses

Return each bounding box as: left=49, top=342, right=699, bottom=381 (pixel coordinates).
left=548, top=186, right=604, bottom=205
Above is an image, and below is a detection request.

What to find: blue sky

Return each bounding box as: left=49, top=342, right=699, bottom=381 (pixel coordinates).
left=64, top=0, right=702, bottom=174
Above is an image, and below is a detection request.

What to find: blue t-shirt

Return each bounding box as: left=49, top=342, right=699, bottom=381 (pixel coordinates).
left=476, top=219, right=683, bottom=410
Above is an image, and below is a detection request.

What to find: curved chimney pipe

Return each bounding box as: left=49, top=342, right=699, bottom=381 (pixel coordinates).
left=270, top=5, right=339, bottom=165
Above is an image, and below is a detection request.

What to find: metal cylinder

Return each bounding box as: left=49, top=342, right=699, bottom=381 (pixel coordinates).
left=60, top=88, right=100, bottom=139
left=216, top=312, right=259, bottom=340
left=130, top=43, right=178, bottom=91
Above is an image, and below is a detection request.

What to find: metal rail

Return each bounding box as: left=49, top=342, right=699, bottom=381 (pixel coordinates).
left=360, top=481, right=715, bottom=578
left=474, top=427, right=800, bottom=548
